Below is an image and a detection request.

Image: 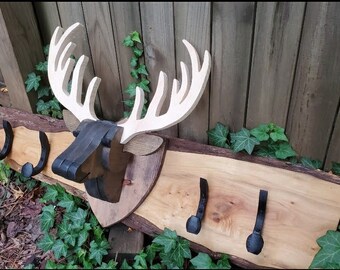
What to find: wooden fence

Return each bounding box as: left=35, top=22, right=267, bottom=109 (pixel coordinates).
left=0, top=2, right=339, bottom=169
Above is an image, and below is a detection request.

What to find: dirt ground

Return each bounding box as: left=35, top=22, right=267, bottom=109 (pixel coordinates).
left=0, top=182, right=47, bottom=269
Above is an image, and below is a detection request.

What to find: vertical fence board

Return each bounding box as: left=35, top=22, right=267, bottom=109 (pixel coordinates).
left=324, top=108, right=340, bottom=170
left=246, top=2, right=305, bottom=128
left=33, top=2, right=61, bottom=45
left=210, top=2, right=255, bottom=132
left=109, top=2, right=142, bottom=106
left=57, top=2, right=103, bottom=118
left=82, top=2, right=123, bottom=121
left=140, top=2, right=177, bottom=137
left=286, top=2, right=340, bottom=161
left=174, top=2, right=211, bottom=143
left=0, top=2, right=45, bottom=113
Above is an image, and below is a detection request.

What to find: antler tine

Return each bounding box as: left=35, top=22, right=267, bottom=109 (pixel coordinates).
left=48, top=23, right=100, bottom=122
left=118, top=39, right=211, bottom=144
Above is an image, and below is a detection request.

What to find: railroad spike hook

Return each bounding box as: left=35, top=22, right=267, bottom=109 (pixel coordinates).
left=0, top=120, right=14, bottom=160
left=21, top=131, right=50, bottom=177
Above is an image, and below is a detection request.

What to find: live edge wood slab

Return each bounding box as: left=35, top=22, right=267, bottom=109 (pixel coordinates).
left=0, top=107, right=339, bottom=269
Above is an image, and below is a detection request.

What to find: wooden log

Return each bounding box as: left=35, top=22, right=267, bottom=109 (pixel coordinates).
left=0, top=107, right=339, bottom=269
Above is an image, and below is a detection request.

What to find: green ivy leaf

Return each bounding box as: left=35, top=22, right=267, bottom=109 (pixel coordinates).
left=94, top=226, right=105, bottom=242
left=146, top=243, right=162, bottom=264
left=250, top=124, right=270, bottom=141
left=275, top=142, right=296, bottom=160
left=96, top=259, right=118, bottom=269
left=40, top=211, right=55, bottom=232
left=57, top=219, right=69, bottom=239
left=130, top=56, right=138, bottom=67
left=124, top=83, right=137, bottom=97
left=230, top=128, right=260, bottom=155
left=160, top=238, right=191, bottom=268
left=131, top=31, right=142, bottom=43
left=89, top=213, right=99, bottom=227
left=37, top=86, right=51, bottom=99
left=123, top=35, right=134, bottom=47
left=331, top=162, right=340, bottom=176
left=57, top=196, right=75, bottom=212
left=83, top=261, right=93, bottom=269
left=123, top=98, right=135, bottom=108
left=77, top=229, right=89, bottom=247
left=152, top=228, right=177, bottom=253
left=254, top=145, right=277, bottom=158
left=52, top=239, right=68, bottom=259
left=133, top=252, right=148, bottom=269
left=269, top=125, right=288, bottom=142
left=190, top=252, right=213, bottom=269
left=207, top=122, right=229, bottom=148
left=64, top=232, right=78, bottom=246
left=137, top=65, right=149, bottom=76
left=309, top=230, right=340, bottom=269
left=137, top=79, right=150, bottom=93
left=35, top=61, right=48, bottom=73
left=49, top=98, right=61, bottom=110
left=150, top=264, right=162, bottom=269
left=120, top=259, right=133, bottom=269
left=41, top=185, right=58, bottom=202
left=89, top=240, right=109, bottom=265
left=216, top=254, right=231, bottom=269
left=43, top=45, right=50, bottom=56
left=71, top=208, right=88, bottom=229
left=300, top=157, right=322, bottom=170
left=133, top=47, right=143, bottom=58
left=37, top=233, right=54, bottom=251
left=130, top=69, right=139, bottom=79
left=25, top=72, right=41, bottom=92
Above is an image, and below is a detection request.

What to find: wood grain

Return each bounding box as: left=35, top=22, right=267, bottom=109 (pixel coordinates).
left=82, top=2, right=124, bottom=122
left=57, top=2, right=103, bottom=118
left=0, top=2, right=44, bottom=113
left=286, top=2, right=340, bottom=162
left=0, top=107, right=339, bottom=268
left=324, top=108, right=340, bottom=170
left=246, top=2, right=305, bottom=128
left=33, top=2, right=61, bottom=45
left=174, top=2, right=211, bottom=144
left=140, top=2, right=178, bottom=138
left=210, top=2, right=255, bottom=132
left=109, top=2, right=142, bottom=103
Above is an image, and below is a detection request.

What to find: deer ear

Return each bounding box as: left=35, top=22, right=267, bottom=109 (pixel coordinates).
left=123, top=134, right=164, bottom=156
left=63, top=109, right=80, bottom=132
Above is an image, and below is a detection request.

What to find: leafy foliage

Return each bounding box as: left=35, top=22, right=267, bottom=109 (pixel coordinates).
left=24, top=45, right=63, bottom=119
left=35, top=183, right=114, bottom=269
left=120, top=227, right=230, bottom=269
left=332, top=162, right=340, bottom=176
left=122, top=31, right=150, bottom=118
left=309, top=230, right=340, bottom=269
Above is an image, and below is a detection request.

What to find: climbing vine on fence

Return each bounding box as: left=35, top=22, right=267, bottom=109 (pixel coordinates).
left=24, top=45, right=63, bottom=119
left=122, top=31, right=150, bottom=118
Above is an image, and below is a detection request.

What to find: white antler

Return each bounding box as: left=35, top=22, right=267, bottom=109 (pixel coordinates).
left=48, top=22, right=100, bottom=122
left=118, top=40, right=211, bottom=144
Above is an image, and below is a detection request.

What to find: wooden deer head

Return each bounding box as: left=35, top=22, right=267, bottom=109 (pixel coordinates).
left=47, top=22, right=211, bottom=203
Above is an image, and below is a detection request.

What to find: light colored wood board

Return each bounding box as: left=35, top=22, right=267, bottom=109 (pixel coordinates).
left=135, top=150, right=340, bottom=269
left=33, top=2, right=61, bottom=45
left=82, top=2, right=124, bottom=122
left=0, top=113, right=339, bottom=269
left=0, top=3, right=44, bottom=113
left=246, top=2, right=305, bottom=128
left=324, top=109, right=340, bottom=170
left=56, top=2, right=103, bottom=118
left=174, top=2, right=211, bottom=144
left=286, top=2, right=340, bottom=162
left=140, top=2, right=178, bottom=138
left=210, top=2, right=255, bottom=132
left=109, top=2, right=142, bottom=103
left=1, top=126, right=84, bottom=191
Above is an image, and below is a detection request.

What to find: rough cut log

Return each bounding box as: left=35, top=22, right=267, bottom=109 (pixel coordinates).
left=0, top=106, right=339, bottom=269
